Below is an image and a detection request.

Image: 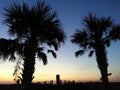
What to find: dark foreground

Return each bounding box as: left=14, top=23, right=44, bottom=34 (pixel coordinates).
left=0, top=82, right=120, bottom=90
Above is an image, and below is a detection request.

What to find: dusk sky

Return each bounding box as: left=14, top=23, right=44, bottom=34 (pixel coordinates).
left=0, top=0, right=120, bottom=84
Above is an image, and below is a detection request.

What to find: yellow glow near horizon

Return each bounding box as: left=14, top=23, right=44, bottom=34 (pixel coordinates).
left=0, top=55, right=120, bottom=84
left=32, top=60, right=100, bottom=83
left=0, top=62, right=15, bottom=84
left=0, top=59, right=100, bottom=84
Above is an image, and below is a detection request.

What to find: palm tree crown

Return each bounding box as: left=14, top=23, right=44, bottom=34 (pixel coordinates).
left=3, top=1, right=65, bottom=52
left=71, top=13, right=112, bottom=57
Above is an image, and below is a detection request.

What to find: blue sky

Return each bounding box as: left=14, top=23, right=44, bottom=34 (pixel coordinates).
left=0, top=0, right=120, bottom=84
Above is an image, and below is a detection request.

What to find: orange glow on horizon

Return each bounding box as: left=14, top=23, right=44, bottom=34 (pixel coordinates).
left=0, top=73, right=120, bottom=84
left=0, top=61, right=120, bottom=84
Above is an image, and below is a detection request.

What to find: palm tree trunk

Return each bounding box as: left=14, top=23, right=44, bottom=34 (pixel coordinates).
left=22, top=50, right=35, bottom=85
left=21, top=39, right=36, bottom=86
left=95, top=43, right=109, bottom=90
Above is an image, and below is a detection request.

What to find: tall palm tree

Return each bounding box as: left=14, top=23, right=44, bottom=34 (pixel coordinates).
left=71, top=13, right=119, bottom=89
left=0, top=1, right=65, bottom=85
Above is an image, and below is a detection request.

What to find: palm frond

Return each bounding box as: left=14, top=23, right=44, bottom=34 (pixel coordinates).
left=0, top=38, right=15, bottom=60
left=37, top=51, right=47, bottom=65
left=100, top=17, right=113, bottom=33
left=104, top=38, right=110, bottom=47
left=0, top=38, right=24, bottom=61
left=88, top=50, right=94, bottom=57
left=47, top=41, right=59, bottom=51
left=83, top=13, right=98, bottom=32
left=48, top=50, right=57, bottom=58
left=75, top=50, right=84, bottom=57
left=71, top=30, right=91, bottom=48
left=110, top=25, right=120, bottom=40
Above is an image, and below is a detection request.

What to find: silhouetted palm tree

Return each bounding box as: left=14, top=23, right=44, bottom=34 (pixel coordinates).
left=1, top=1, right=65, bottom=85
left=71, top=13, right=119, bottom=89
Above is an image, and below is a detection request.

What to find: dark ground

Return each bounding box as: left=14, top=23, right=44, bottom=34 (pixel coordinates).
left=0, top=82, right=120, bottom=90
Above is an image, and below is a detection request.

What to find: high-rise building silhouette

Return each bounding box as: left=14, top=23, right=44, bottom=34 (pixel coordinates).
left=56, top=74, right=60, bottom=85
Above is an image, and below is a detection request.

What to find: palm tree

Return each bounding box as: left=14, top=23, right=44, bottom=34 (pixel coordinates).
left=71, top=13, right=119, bottom=89
left=0, top=1, right=65, bottom=85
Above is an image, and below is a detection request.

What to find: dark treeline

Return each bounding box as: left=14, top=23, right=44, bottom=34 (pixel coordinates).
left=0, top=82, right=120, bottom=90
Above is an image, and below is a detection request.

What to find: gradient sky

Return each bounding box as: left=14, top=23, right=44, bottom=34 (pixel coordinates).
left=0, top=0, right=120, bottom=84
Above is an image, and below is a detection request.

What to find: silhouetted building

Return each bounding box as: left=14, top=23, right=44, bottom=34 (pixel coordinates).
left=50, top=80, right=53, bottom=85
left=56, top=74, right=60, bottom=85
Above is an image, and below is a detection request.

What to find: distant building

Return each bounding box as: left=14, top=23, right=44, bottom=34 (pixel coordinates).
left=50, top=80, right=53, bottom=85
left=56, top=74, right=60, bottom=85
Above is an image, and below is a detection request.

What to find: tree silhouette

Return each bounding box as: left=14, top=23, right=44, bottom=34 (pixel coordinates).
left=71, top=13, right=120, bottom=89
left=0, top=1, right=65, bottom=85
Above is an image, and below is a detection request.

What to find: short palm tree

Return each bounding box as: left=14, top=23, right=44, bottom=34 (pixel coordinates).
left=0, top=1, right=65, bottom=85
left=71, top=13, right=119, bottom=89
